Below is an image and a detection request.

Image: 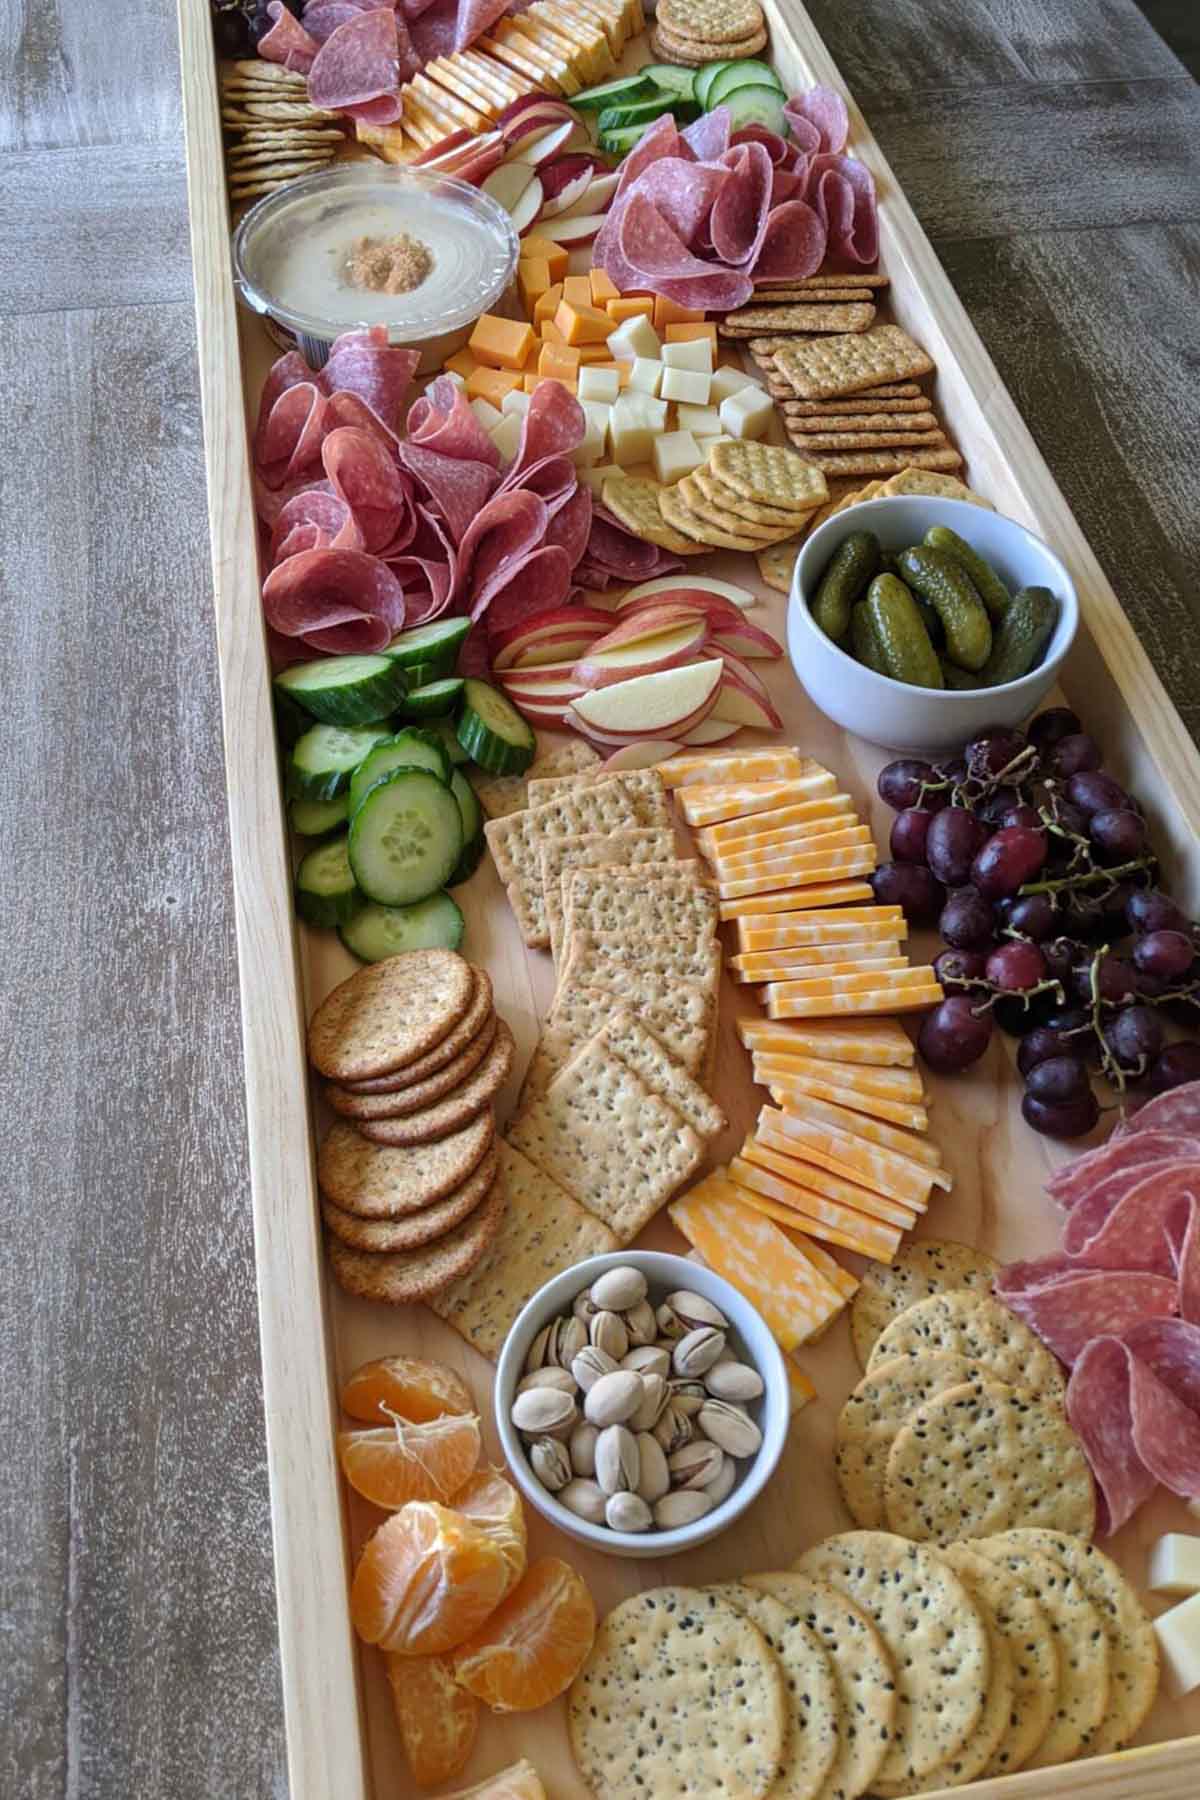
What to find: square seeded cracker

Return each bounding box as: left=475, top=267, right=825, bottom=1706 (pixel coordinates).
left=774, top=325, right=934, bottom=399
left=507, top=1037, right=705, bottom=1241
left=483, top=771, right=670, bottom=947
left=473, top=739, right=601, bottom=820
left=559, top=927, right=722, bottom=997
left=520, top=980, right=710, bottom=1105
left=573, top=1010, right=726, bottom=1140
left=525, top=768, right=603, bottom=808
left=561, top=864, right=719, bottom=962
left=540, top=829, right=678, bottom=964
left=427, top=1140, right=618, bottom=1359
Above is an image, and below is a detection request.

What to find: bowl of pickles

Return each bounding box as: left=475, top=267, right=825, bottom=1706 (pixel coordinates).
left=788, top=496, right=1078, bottom=755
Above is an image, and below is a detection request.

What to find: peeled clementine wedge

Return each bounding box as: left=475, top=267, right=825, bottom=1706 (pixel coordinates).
left=351, top=1502, right=510, bottom=1656
left=338, top=1411, right=480, bottom=1509
left=443, top=1761, right=547, bottom=1799
left=452, top=1468, right=527, bottom=1594
left=386, top=1651, right=478, bottom=1789
left=449, top=1557, right=596, bottom=1712
left=341, top=1355, right=473, bottom=1425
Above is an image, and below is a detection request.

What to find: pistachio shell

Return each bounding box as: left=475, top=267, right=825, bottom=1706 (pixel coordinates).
left=653, top=1488, right=714, bottom=1529
left=635, top=1431, right=670, bottom=1504
left=549, top=1315, right=588, bottom=1368
left=698, top=1399, right=762, bottom=1458
left=511, top=1387, right=577, bottom=1437
left=667, top=1377, right=707, bottom=1417
left=589, top=1310, right=629, bottom=1361
left=529, top=1437, right=572, bottom=1491
left=571, top=1345, right=618, bottom=1393
left=560, top=1477, right=606, bottom=1523
left=704, top=1359, right=764, bottom=1403
left=651, top=1401, right=693, bottom=1455
left=668, top=1440, right=725, bottom=1490
left=672, top=1326, right=727, bottom=1378
left=622, top=1299, right=658, bottom=1347
left=606, top=1491, right=652, bottom=1533
left=703, top=1457, right=738, bottom=1506
left=656, top=1301, right=686, bottom=1342
left=584, top=1368, right=644, bottom=1428
left=572, top=1291, right=601, bottom=1325
left=568, top=1420, right=599, bottom=1478
left=665, top=1289, right=729, bottom=1332
left=523, top=1323, right=552, bottom=1373
left=594, top=1423, right=639, bottom=1497
left=517, top=1365, right=577, bottom=1397
left=622, top=1345, right=671, bottom=1379
left=630, top=1372, right=669, bottom=1433
left=589, top=1266, right=648, bottom=1313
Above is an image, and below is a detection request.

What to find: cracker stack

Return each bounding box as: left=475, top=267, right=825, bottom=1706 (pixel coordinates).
left=219, top=60, right=345, bottom=204
left=662, top=440, right=829, bottom=552
left=651, top=0, right=767, bottom=66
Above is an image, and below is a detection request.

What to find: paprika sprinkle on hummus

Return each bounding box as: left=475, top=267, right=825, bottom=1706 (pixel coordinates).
left=345, top=232, right=433, bottom=296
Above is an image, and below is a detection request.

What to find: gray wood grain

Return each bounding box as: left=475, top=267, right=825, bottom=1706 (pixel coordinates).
left=0, top=0, right=188, bottom=151
left=0, top=303, right=286, bottom=1800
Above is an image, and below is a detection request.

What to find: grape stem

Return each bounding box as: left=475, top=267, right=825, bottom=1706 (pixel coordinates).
left=1017, top=856, right=1155, bottom=899
left=1087, top=946, right=1130, bottom=1100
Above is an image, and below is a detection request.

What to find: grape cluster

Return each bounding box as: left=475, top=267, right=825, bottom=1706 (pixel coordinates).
left=871, top=709, right=1200, bottom=1138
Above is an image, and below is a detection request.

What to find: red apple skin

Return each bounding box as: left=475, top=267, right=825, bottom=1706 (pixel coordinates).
left=412, top=129, right=473, bottom=165
left=572, top=630, right=708, bottom=691
left=586, top=605, right=708, bottom=653
left=493, top=657, right=580, bottom=688
left=494, top=631, right=608, bottom=671
left=489, top=604, right=612, bottom=655
left=708, top=621, right=784, bottom=659
left=709, top=664, right=783, bottom=730
left=567, top=682, right=720, bottom=744
left=496, top=96, right=574, bottom=132
left=536, top=153, right=607, bottom=200
left=617, top=589, right=746, bottom=632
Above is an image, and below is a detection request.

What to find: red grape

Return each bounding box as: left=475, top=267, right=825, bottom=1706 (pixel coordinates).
left=890, top=808, right=934, bottom=864
left=1104, top=1005, right=1166, bottom=1072
left=1089, top=808, right=1147, bottom=861
left=1045, top=733, right=1101, bottom=779
left=927, top=807, right=990, bottom=887
left=939, top=888, right=995, bottom=950
left=1018, top=1016, right=1092, bottom=1075
left=918, top=996, right=993, bottom=1073
left=970, top=825, right=1048, bottom=899
left=1066, top=770, right=1129, bottom=816
left=877, top=759, right=939, bottom=812
left=1022, top=1090, right=1100, bottom=1138
left=1127, top=889, right=1191, bottom=935
left=869, top=862, right=945, bottom=923
left=1025, top=1055, right=1091, bottom=1103
left=1043, top=936, right=1086, bottom=983
left=1005, top=893, right=1057, bottom=940
left=987, top=941, right=1046, bottom=991
left=1133, top=929, right=1195, bottom=980
left=1148, top=1043, right=1200, bottom=1094
left=1072, top=954, right=1139, bottom=1006
left=965, top=729, right=1027, bottom=780
left=1028, top=707, right=1082, bottom=750
left=1001, top=804, right=1043, bottom=831
left=978, top=786, right=1022, bottom=827
left=933, top=948, right=989, bottom=990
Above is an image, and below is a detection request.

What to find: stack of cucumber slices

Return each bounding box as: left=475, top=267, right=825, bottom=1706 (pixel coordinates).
left=574, top=58, right=786, bottom=155
left=275, top=619, right=535, bottom=963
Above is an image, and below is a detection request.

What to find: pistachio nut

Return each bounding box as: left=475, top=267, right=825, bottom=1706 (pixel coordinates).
left=668, top=1440, right=725, bottom=1491
left=703, top=1456, right=738, bottom=1507
left=653, top=1489, right=714, bottom=1529
left=523, top=1323, right=552, bottom=1373
left=571, top=1345, right=618, bottom=1394
left=529, top=1437, right=572, bottom=1492
left=560, top=1477, right=606, bottom=1524
left=655, top=1300, right=686, bottom=1342
left=583, top=1368, right=643, bottom=1428
left=630, top=1372, right=669, bottom=1434
left=651, top=1401, right=693, bottom=1455
left=665, top=1289, right=729, bottom=1333
left=568, top=1420, right=599, bottom=1478
left=672, top=1326, right=726, bottom=1378
left=622, top=1345, right=671, bottom=1380
left=549, top=1315, right=588, bottom=1368
left=622, top=1299, right=658, bottom=1347
left=704, top=1360, right=764, bottom=1403
left=588, top=1309, right=629, bottom=1361
left=698, top=1399, right=762, bottom=1458
left=517, top=1365, right=577, bottom=1397
left=572, top=1291, right=601, bottom=1325
left=594, top=1423, right=639, bottom=1497
left=606, top=1491, right=652, bottom=1533
left=634, top=1431, right=670, bottom=1504
left=589, top=1266, right=648, bottom=1313
left=511, top=1387, right=577, bottom=1438
left=667, top=1377, right=707, bottom=1417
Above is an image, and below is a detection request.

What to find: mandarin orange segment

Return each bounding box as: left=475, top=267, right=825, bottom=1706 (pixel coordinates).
left=452, top=1468, right=527, bottom=1594
left=386, top=1651, right=478, bottom=1789
left=449, top=1556, right=596, bottom=1712
left=443, top=1760, right=548, bottom=1799
left=341, top=1354, right=473, bottom=1425
left=351, top=1501, right=510, bottom=1656
left=338, top=1411, right=480, bottom=1509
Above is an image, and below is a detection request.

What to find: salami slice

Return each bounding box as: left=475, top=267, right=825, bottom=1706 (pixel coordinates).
left=407, top=381, right=500, bottom=467
left=386, top=504, right=457, bottom=624
left=273, top=522, right=332, bottom=564
left=1120, top=1081, right=1200, bottom=1138
left=648, top=267, right=755, bottom=311
left=257, top=1, right=320, bottom=71
left=1126, top=1317, right=1200, bottom=1412
left=682, top=107, right=732, bottom=161
left=455, top=489, right=548, bottom=615
left=453, top=0, right=511, bottom=51
left=1048, top=1129, right=1200, bottom=1205
left=1002, top=1270, right=1178, bottom=1367
left=307, top=7, right=403, bottom=114
left=256, top=382, right=330, bottom=490
left=397, top=442, right=499, bottom=546
left=408, top=0, right=465, bottom=62
left=253, top=472, right=332, bottom=530
left=1179, top=1202, right=1200, bottom=1324
left=269, top=488, right=363, bottom=563
left=633, top=159, right=731, bottom=249
left=322, top=426, right=414, bottom=555
left=319, top=327, right=419, bottom=438
left=498, top=380, right=585, bottom=483
left=1062, top=1162, right=1198, bottom=1272
left=573, top=558, right=615, bottom=591
left=730, top=121, right=790, bottom=164
left=995, top=1254, right=1086, bottom=1300
left=613, top=113, right=686, bottom=207
left=474, top=544, right=572, bottom=630
left=543, top=481, right=592, bottom=569
left=263, top=546, right=406, bottom=653
left=808, top=153, right=879, bottom=268
left=751, top=197, right=826, bottom=282
left=587, top=508, right=672, bottom=580
left=1067, top=1338, right=1161, bottom=1535
left=785, top=86, right=850, bottom=156
left=709, top=142, right=773, bottom=267
left=766, top=165, right=806, bottom=210
left=298, top=2, right=374, bottom=46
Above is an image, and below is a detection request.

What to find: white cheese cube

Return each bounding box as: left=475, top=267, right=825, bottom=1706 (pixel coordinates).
left=676, top=403, right=723, bottom=438
left=608, top=391, right=668, bottom=466
left=652, top=430, right=703, bottom=485
left=1149, top=1535, right=1200, bottom=1597
left=441, top=369, right=468, bottom=392
left=628, top=356, right=663, bottom=396
left=720, top=385, right=774, bottom=440
left=489, top=412, right=524, bottom=462
left=469, top=396, right=503, bottom=432
left=660, top=365, right=711, bottom=406
left=572, top=403, right=608, bottom=467
left=500, top=386, right=531, bottom=417
left=578, top=365, right=621, bottom=404
left=1154, top=1590, right=1200, bottom=1695
left=606, top=315, right=661, bottom=364
left=661, top=337, right=714, bottom=374
left=709, top=364, right=762, bottom=404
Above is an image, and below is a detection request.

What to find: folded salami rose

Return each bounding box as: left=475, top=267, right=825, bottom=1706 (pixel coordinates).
left=258, top=1, right=320, bottom=71
left=322, top=426, right=416, bottom=556
left=263, top=546, right=406, bottom=653
left=397, top=442, right=499, bottom=546
left=306, top=7, right=405, bottom=122
left=386, top=505, right=457, bottom=624
left=785, top=86, right=850, bottom=156
left=269, top=489, right=363, bottom=564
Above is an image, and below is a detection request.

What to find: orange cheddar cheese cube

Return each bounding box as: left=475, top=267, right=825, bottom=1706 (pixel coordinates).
left=522, top=371, right=576, bottom=394
left=534, top=282, right=564, bottom=326
left=554, top=299, right=614, bottom=346
left=575, top=342, right=617, bottom=364
left=654, top=295, right=705, bottom=330
left=606, top=296, right=656, bottom=324
left=590, top=268, right=621, bottom=306
left=517, top=257, right=552, bottom=313
left=521, top=236, right=570, bottom=281
left=468, top=313, right=536, bottom=371
left=562, top=274, right=593, bottom=308
left=665, top=322, right=719, bottom=353
left=443, top=347, right=478, bottom=381
left=538, top=342, right=581, bottom=379
left=540, top=318, right=566, bottom=346
left=466, top=365, right=522, bottom=406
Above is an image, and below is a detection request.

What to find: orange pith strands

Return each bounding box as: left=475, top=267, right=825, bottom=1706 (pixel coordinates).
left=450, top=1557, right=596, bottom=1711
left=453, top=1467, right=528, bottom=1593
left=351, top=1501, right=511, bottom=1655
left=386, top=1652, right=478, bottom=1788
left=340, top=1354, right=473, bottom=1424
left=337, top=1411, right=481, bottom=1508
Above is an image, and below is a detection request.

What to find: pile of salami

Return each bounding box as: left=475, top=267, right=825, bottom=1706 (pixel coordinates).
left=258, top=0, right=513, bottom=111
left=997, top=1081, right=1200, bottom=1534
left=253, top=325, right=672, bottom=659
left=593, top=90, right=879, bottom=313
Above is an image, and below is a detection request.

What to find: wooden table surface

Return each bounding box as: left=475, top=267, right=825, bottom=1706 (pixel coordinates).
left=1, top=1, right=1196, bottom=1792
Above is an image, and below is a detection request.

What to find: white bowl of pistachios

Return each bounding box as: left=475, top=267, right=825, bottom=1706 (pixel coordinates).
left=495, top=1251, right=790, bottom=1559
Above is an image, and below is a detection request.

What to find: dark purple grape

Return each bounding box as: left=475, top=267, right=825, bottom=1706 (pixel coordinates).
left=977, top=786, right=1022, bottom=828
left=1089, top=808, right=1147, bottom=861
left=926, top=807, right=990, bottom=888
left=890, top=808, right=933, bottom=864
left=1044, top=796, right=1089, bottom=840
left=918, top=996, right=993, bottom=1073
left=1001, top=804, right=1043, bottom=831
left=965, top=729, right=1027, bottom=780
left=1006, top=893, right=1057, bottom=941
left=935, top=757, right=968, bottom=787
left=1066, top=770, right=1129, bottom=817
left=1133, top=929, right=1195, bottom=981
left=1022, top=1090, right=1101, bottom=1138
left=994, top=991, right=1060, bottom=1036
left=1025, top=1055, right=1091, bottom=1104
left=877, top=759, right=939, bottom=812
left=1043, top=936, right=1085, bottom=983
left=933, top=948, right=989, bottom=991
left=987, top=941, right=1046, bottom=992
left=1104, top=1005, right=1166, bottom=1073
left=1027, top=707, right=1082, bottom=750
left=1148, top=1043, right=1200, bottom=1094
left=1045, top=733, right=1102, bottom=779
left=869, top=862, right=945, bottom=923
left=1019, top=1020, right=1091, bottom=1076
left=971, top=825, right=1048, bottom=899
left=939, top=887, right=996, bottom=951
left=1072, top=954, right=1139, bottom=1006
left=1127, top=889, right=1191, bottom=935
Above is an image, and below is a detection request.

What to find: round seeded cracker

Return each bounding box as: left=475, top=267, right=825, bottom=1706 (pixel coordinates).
left=357, top=1020, right=514, bottom=1146
left=326, top=1013, right=498, bottom=1121
left=657, top=0, right=763, bottom=41
left=940, top=1543, right=1058, bottom=1778
left=712, top=1584, right=840, bottom=1800
left=569, top=1585, right=787, bottom=1800
left=343, top=968, right=493, bottom=1091
left=835, top=1351, right=983, bottom=1530
left=308, top=949, right=474, bottom=1081
left=865, top=1290, right=1066, bottom=1404
left=964, top=1536, right=1109, bottom=1768
left=792, top=1532, right=988, bottom=1786
left=317, top=1111, right=494, bottom=1218
left=326, top=1171, right=505, bottom=1304
left=601, top=474, right=707, bottom=555
left=744, top=1572, right=896, bottom=1800
left=321, top=1144, right=498, bottom=1252
left=651, top=24, right=768, bottom=62
left=850, top=1239, right=1000, bottom=1367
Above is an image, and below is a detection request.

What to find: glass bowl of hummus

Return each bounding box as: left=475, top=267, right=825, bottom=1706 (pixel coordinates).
left=232, top=161, right=519, bottom=374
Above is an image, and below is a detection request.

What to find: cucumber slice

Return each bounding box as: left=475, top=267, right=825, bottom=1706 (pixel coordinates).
left=289, top=723, right=392, bottom=801
left=597, top=97, right=690, bottom=133
left=425, top=716, right=470, bottom=767
left=698, top=57, right=783, bottom=108
left=275, top=654, right=408, bottom=726
left=348, top=769, right=464, bottom=906
left=339, top=892, right=465, bottom=963
left=294, top=835, right=365, bottom=929
left=274, top=683, right=312, bottom=749
left=382, top=618, right=470, bottom=677
left=398, top=676, right=466, bottom=720
left=289, top=794, right=350, bottom=838
left=448, top=769, right=485, bottom=886
left=456, top=679, right=537, bottom=775
left=571, top=71, right=657, bottom=111
left=642, top=63, right=697, bottom=103
left=718, top=83, right=787, bottom=134
left=348, top=728, right=452, bottom=818
left=598, top=121, right=653, bottom=156
left=693, top=58, right=738, bottom=108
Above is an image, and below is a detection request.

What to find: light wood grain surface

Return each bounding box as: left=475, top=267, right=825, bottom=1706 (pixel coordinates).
left=2, top=0, right=1198, bottom=1794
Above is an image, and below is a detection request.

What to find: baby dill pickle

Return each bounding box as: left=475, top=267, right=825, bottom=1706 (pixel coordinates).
left=850, top=599, right=886, bottom=673
left=924, top=525, right=1012, bottom=617
left=865, top=574, right=944, bottom=688
left=811, top=530, right=881, bottom=642
left=896, top=545, right=993, bottom=672
left=983, top=585, right=1059, bottom=685
left=939, top=656, right=983, bottom=690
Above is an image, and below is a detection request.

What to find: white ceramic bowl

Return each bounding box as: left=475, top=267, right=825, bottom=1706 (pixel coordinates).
left=788, top=496, right=1079, bottom=756
left=495, top=1250, right=789, bottom=1559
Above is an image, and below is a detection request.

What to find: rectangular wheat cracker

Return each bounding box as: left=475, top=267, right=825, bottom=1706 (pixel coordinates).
left=540, top=829, right=677, bottom=962
left=525, top=768, right=604, bottom=808
left=520, top=979, right=709, bottom=1104
left=800, top=446, right=964, bottom=477
left=562, top=865, right=719, bottom=953
left=774, top=326, right=935, bottom=399
left=473, top=740, right=601, bottom=820
left=565, top=1010, right=726, bottom=1140
left=560, top=927, right=722, bottom=993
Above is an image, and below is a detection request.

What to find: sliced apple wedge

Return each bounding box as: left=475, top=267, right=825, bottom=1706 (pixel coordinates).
left=612, top=589, right=747, bottom=634
left=709, top=656, right=783, bottom=730
left=490, top=605, right=612, bottom=670
left=481, top=160, right=537, bottom=215
left=621, top=575, right=757, bottom=611
left=555, top=170, right=619, bottom=219
left=708, top=619, right=785, bottom=659
left=682, top=717, right=742, bottom=745
left=509, top=174, right=545, bottom=236
left=568, top=658, right=724, bottom=739
left=506, top=117, right=587, bottom=165
left=586, top=602, right=708, bottom=650
left=493, top=656, right=580, bottom=687
left=573, top=621, right=709, bottom=689
left=601, top=741, right=687, bottom=770
left=529, top=212, right=607, bottom=246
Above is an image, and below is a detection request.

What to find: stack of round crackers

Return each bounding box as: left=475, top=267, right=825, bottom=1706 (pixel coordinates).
left=218, top=59, right=344, bottom=206
left=309, top=951, right=515, bottom=1306
left=662, top=441, right=829, bottom=553
left=651, top=0, right=767, bottom=66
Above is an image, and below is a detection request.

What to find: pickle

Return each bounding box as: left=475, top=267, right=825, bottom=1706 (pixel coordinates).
left=865, top=575, right=944, bottom=688
left=850, top=599, right=886, bottom=673
left=939, top=656, right=983, bottom=690
left=923, top=525, right=1013, bottom=617
left=915, top=595, right=944, bottom=648
left=982, top=585, right=1059, bottom=686
left=896, top=545, right=993, bottom=672
left=811, top=530, right=881, bottom=642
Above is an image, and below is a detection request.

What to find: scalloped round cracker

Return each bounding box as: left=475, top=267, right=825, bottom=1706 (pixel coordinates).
left=865, top=1289, right=1065, bottom=1403
left=317, top=1111, right=494, bottom=1218
left=357, top=1020, right=514, bottom=1146
left=326, top=1171, right=506, bottom=1304
left=710, top=439, right=829, bottom=508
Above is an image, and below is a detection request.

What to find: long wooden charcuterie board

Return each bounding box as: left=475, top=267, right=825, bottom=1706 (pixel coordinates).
left=177, top=0, right=1200, bottom=1793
